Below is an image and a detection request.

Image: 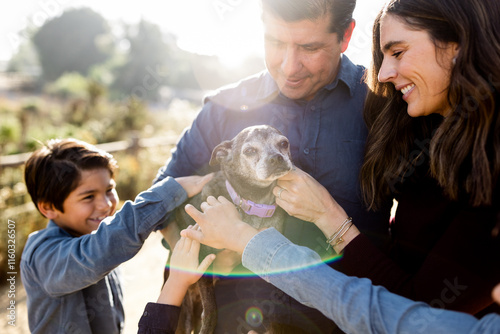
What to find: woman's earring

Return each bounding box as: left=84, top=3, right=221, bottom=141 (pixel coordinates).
left=452, top=57, right=456, bottom=65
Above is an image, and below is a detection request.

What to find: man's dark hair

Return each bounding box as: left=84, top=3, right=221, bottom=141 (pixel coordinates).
left=261, top=0, right=356, bottom=40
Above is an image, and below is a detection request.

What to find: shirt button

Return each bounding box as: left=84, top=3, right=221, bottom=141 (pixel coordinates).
left=310, top=106, right=316, bottom=111
left=303, top=148, right=310, bottom=155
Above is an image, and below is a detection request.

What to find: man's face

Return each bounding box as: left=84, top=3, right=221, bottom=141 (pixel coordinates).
left=263, top=13, right=353, bottom=101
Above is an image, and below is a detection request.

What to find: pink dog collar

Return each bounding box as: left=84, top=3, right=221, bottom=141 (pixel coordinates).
left=225, top=180, right=276, bottom=218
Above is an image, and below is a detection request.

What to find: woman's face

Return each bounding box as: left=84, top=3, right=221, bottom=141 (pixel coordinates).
left=377, top=14, right=458, bottom=117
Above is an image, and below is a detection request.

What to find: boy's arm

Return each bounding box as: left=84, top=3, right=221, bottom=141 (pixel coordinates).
left=22, top=177, right=187, bottom=296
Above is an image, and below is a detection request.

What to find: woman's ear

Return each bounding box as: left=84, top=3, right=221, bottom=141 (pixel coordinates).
left=37, top=201, right=59, bottom=220
left=451, top=42, right=460, bottom=64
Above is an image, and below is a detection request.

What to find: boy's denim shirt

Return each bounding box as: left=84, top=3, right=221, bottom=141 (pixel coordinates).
left=21, top=177, right=186, bottom=334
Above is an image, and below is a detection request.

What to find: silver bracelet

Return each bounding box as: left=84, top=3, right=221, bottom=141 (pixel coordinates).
left=326, top=217, right=353, bottom=250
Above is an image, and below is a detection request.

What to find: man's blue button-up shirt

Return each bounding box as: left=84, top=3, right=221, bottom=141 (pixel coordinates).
left=154, top=55, right=391, bottom=333
left=155, top=55, right=390, bottom=254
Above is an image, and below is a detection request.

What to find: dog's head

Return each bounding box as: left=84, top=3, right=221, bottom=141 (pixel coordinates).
left=209, top=125, right=293, bottom=189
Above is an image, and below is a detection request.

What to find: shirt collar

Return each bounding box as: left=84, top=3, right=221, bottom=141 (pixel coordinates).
left=323, top=55, right=361, bottom=97
left=256, top=54, right=362, bottom=102
left=255, top=70, right=280, bottom=101
left=47, top=219, right=75, bottom=237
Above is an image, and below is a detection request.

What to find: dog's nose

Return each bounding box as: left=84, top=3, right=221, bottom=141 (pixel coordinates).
left=269, top=154, right=284, bottom=165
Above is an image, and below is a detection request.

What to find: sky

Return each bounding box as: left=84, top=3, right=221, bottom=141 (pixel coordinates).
left=0, top=0, right=387, bottom=68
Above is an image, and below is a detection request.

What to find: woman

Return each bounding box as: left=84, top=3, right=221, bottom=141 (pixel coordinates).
left=276, top=0, right=500, bottom=315
left=190, top=0, right=500, bottom=317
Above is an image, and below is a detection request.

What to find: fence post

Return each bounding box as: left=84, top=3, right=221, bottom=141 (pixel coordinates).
left=128, top=131, right=141, bottom=157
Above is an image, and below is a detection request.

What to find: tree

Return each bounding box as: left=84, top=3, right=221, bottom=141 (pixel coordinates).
left=6, top=40, right=41, bottom=77
left=111, top=20, right=171, bottom=101
left=32, top=8, right=112, bottom=82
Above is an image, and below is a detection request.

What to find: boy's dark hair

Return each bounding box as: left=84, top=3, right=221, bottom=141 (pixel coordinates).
left=24, top=138, right=118, bottom=214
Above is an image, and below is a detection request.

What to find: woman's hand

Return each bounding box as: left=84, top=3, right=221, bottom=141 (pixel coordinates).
left=175, top=173, right=214, bottom=198
left=182, top=196, right=259, bottom=253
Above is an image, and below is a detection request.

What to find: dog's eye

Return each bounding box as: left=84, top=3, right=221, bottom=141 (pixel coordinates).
left=244, top=147, right=257, bottom=156
left=279, top=140, right=289, bottom=150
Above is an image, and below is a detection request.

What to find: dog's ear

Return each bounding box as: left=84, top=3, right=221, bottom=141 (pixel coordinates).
left=209, top=140, right=232, bottom=166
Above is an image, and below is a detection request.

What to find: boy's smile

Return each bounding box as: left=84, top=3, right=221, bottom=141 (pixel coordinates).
left=52, top=168, right=118, bottom=237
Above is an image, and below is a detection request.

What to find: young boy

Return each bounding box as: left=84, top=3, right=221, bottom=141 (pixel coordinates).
left=21, top=138, right=211, bottom=334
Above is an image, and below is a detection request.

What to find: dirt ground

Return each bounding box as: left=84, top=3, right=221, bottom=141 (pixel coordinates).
left=0, top=232, right=169, bottom=334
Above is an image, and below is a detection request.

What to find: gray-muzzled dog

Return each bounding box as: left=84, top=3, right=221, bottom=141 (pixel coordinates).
left=172, top=124, right=293, bottom=334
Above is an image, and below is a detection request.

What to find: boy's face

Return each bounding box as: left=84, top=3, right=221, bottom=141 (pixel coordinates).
left=52, top=168, right=118, bottom=237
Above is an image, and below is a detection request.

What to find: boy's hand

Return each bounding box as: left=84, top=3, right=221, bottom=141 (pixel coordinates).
left=169, top=227, right=215, bottom=287
left=175, top=173, right=214, bottom=198
left=156, top=226, right=215, bottom=306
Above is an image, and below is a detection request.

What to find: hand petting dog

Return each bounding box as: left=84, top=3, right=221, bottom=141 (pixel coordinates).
left=274, top=167, right=347, bottom=229
left=184, top=196, right=258, bottom=254
left=274, top=167, right=360, bottom=253
left=185, top=165, right=362, bottom=256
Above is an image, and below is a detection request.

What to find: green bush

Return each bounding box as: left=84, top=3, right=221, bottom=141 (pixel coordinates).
left=45, top=72, right=89, bottom=100
left=0, top=118, right=20, bottom=155
left=0, top=87, right=198, bottom=285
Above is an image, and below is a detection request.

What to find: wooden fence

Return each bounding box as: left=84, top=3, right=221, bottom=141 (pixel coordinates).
left=0, top=134, right=180, bottom=168
left=0, top=134, right=180, bottom=218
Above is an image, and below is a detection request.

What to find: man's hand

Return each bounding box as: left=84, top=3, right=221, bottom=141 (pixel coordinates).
left=274, top=167, right=360, bottom=253
left=273, top=167, right=347, bottom=229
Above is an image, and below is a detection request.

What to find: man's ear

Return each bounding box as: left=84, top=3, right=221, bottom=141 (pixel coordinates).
left=340, top=20, right=356, bottom=53
left=37, top=201, right=59, bottom=220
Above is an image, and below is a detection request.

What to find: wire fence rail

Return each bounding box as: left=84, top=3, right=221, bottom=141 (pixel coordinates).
left=1, top=133, right=179, bottom=220
left=0, top=134, right=179, bottom=168
left=0, top=133, right=180, bottom=289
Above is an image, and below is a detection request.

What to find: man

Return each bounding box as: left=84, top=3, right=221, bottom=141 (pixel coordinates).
left=155, top=0, right=390, bottom=332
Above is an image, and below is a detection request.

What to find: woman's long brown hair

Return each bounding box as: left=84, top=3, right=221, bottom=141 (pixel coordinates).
left=361, top=0, right=500, bottom=210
